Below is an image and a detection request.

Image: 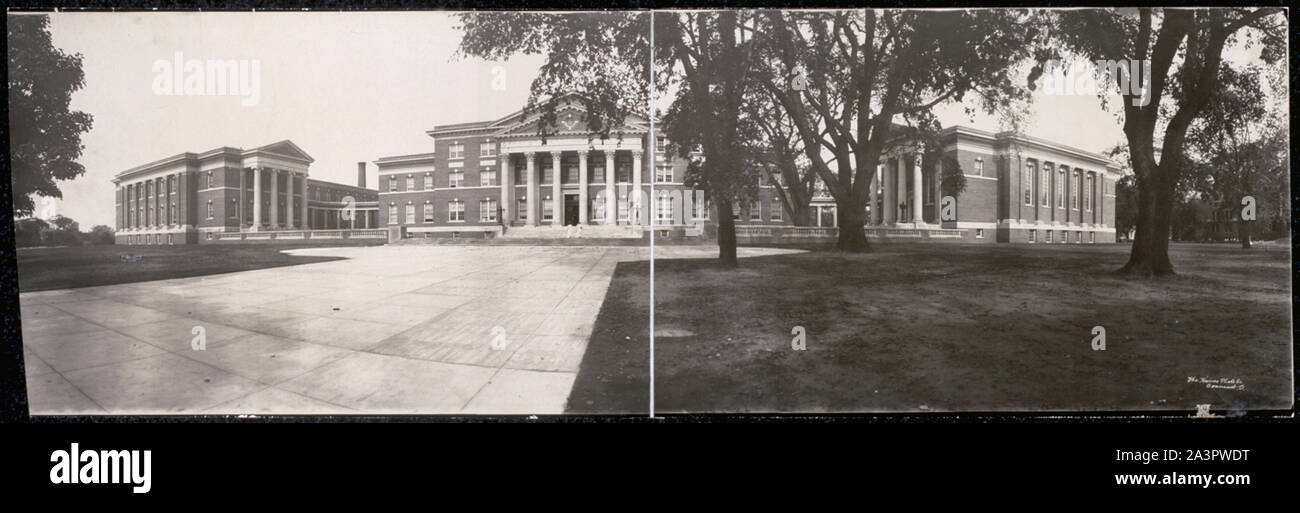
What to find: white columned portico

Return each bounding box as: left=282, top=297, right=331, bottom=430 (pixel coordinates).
left=578, top=150, right=589, bottom=225
left=525, top=153, right=538, bottom=227
left=550, top=151, right=562, bottom=226
left=912, top=152, right=924, bottom=224
left=604, top=152, right=615, bottom=224
left=252, top=167, right=263, bottom=231
left=631, top=150, right=643, bottom=226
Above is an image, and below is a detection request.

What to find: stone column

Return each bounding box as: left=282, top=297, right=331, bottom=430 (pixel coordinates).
left=883, top=157, right=895, bottom=224
left=870, top=164, right=881, bottom=225
left=500, top=154, right=512, bottom=224
left=934, top=158, right=943, bottom=224
left=269, top=169, right=280, bottom=229
left=631, top=150, right=643, bottom=226
left=578, top=150, right=589, bottom=225
left=896, top=155, right=907, bottom=224
left=299, top=173, right=309, bottom=229
left=124, top=184, right=131, bottom=230
left=912, top=152, right=924, bottom=224
left=605, top=151, right=616, bottom=224
left=525, top=153, right=537, bottom=227
left=252, top=167, right=263, bottom=231
left=285, top=172, right=295, bottom=230
left=550, top=151, right=562, bottom=226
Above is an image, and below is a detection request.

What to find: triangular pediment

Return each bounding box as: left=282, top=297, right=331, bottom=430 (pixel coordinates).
left=248, top=140, right=314, bottom=163
left=493, top=94, right=649, bottom=137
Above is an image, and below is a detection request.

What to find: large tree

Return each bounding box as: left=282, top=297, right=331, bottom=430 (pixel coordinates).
left=656, top=10, right=763, bottom=266
left=752, top=9, right=1038, bottom=251
left=8, top=14, right=94, bottom=217
left=1039, top=7, right=1284, bottom=276
left=1184, top=66, right=1286, bottom=249
left=456, top=12, right=651, bottom=144
left=738, top=89, right=816, bottom=226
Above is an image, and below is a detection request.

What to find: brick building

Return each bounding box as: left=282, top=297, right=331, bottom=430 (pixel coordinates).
left=112, top=140, right=378, bottom=244
left=379, top=96, right=673, bottom=238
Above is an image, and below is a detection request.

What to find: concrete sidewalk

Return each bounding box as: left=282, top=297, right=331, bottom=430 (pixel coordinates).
left=20, top=244, right=800, bottom=415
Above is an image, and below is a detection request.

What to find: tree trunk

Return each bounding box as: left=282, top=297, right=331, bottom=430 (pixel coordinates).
left=1239, top=220, right=1252, bottom=249
left=792, top=203, right=812, bottom=227
left=835, top=197, right=869, bottom=252
left=714, top=196, right=738, bottom=267
left=1118, top=167, right=1176, bottom=277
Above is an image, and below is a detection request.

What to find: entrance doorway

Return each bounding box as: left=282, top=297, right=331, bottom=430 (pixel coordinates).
left=564, top=193, right=580, bottom=226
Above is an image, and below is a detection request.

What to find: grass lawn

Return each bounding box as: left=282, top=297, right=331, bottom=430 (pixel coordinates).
left=16, top=244, right=352, bottom=292
left=645, top=242, right=1292, bottom=413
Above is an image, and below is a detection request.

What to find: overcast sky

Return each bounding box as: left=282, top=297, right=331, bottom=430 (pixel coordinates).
left=28, top=11, right=1202, bottom=227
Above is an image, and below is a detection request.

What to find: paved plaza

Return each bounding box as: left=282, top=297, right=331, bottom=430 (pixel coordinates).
left=21, top=244, right=797, bottom=414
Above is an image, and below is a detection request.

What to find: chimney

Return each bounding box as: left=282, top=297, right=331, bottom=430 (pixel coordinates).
left=357, top=162, right=366, bottom=188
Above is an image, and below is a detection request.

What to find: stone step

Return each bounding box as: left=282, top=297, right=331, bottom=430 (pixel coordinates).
left=501, top=225, right=642, bottom=239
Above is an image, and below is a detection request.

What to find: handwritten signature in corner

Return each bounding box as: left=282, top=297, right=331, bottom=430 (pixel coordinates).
left=1186, top=376, right=1246, bottom=391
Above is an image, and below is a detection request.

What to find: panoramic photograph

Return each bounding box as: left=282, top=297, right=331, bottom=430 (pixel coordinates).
left=8, top=7, right=1291, bottom=416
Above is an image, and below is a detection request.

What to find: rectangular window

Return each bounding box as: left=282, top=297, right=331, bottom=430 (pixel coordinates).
left=448, top=142, right=464, bottom=159
left=406, top=175, right=415, bottom=190
left=1089, top=232, right=1095, bottom=244
left=1075, top=231, right=1081, bottom=243
left=449, top=171, right=463, bottom=188
left=750, top=200, right=762, bottom=221
left=542, top=199, right=554, bottom=221
left=424, top=174, right=433, bottom=189
left=1024, top=163, right=1034, bottom=205
left=732, top=202, right=742, bottom=221
left=1073, top=171, right=1081, bottom=210
left=423, top=203, right=434, bottom=223
left=207, top=171, right=213, bottom=188
left=617, top=164, right=630, bottom=183
left=693, top=198, right=710, bottom=221
left=480, top=142, right=496, bottom=157
left=388, top=204, right=397, bottom=224
left=449, top=200, right=464, bottom=222
left=481, top=199, right=497, bottom=222
left=975, top=228, right=984, bottom=238
left=618, top=197, right=629, bottom=222
left=389, top=176, right=398, bottom=192
left=405, top=204, right=416, bottom=224
left=1056, top=169, right=1064, bottom=208
left=1040, top=166, right=1050, bottom=207
left=480, top=169, right=497, bottom=187
left=657, top=194, right=673, bottom=223
left=1028, top=229, right=1036, bottom=243
left=656, top=164, right=673, bottom=183
left=771, top=199, right=783, bottom=222
left=1046, top=230, right=1053, bottom=243
left=974, top=159, right=983, bottom=177
left=206, top=201, right=213, bottom=219
left=1086, top=175, right=1094, bottom=211
left=517, top=198, right=527, bottom=221
left=656, top=138, right=667, bottom=153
